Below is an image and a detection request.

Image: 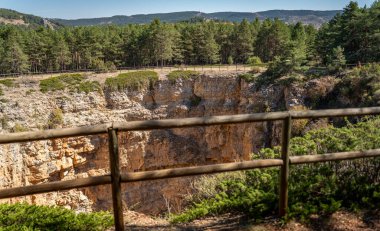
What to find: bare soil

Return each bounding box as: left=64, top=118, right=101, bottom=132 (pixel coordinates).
left=117, top=209, right=380, bottom=231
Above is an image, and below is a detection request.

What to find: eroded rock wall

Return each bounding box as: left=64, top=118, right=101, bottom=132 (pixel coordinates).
left=0, top=74, right=333, bottom=214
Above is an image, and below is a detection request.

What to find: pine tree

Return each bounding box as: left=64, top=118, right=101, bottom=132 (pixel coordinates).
left=51, top=33, right=71, bottom=71
left=255, top=19, right=290, bottom=62
left=0, top=30, right=29, bottom=74
left=232, top=19, right=254, bottom=64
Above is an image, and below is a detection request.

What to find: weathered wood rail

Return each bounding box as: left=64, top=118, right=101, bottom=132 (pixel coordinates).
left=1, top=107, right=380, bottom=231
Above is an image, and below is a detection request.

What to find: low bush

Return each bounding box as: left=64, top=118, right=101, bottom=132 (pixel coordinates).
left=0, top=79, right=15, bottom=87
left=247, top=56, right=262, bottom=66
left=326, top=63, right=380, bottom=108
left=0, top=203, right=113, bottom=231
left=239, top=73, right=256, bottom=83
left=167, top=70, right=199, bottom=83
left=47, top=108, right=64, bottom=129
left=105, top=71, right=158, bottom=91
left=11, top=123, right=28, bottom=133
left=77, top=81, right=101, bottom=94
left=40, top=74, right=100, bottom=94
left=171, top=117, right=380, bottom=223
left=0, top=116, right=9, bottom=129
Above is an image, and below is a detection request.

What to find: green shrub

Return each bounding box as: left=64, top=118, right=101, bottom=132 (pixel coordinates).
left=26, top=89, right=36, bottom=96
left=167, top=70, right=199, bottom=83
left=92, top=59, right=117, bottom=73
left=11, top=123, right=28, bottom=133
left=239, top=73, right=256, bottom=83
left=0, top=116, right=9, bottom=129
left=77, top=81, right=101, bottom=94
left=47, top=108, right=64, bottom=129
left=40, top=74, right=83, bottom=93
left=171, top=117, right=380, bottom=223
left=0, top=79, right=15, bottom=87
left=275, top=74, right=305, bottom=87
left=105, top=71, right=159, bottom=91
left=0, top=203, right=113, bottom=231
left=329, top=63, right=380, bottom=107
left=40, top=74, right=100, bottom=94
left=247, top=56, right=262, bottom=66
left=227, top=56, right=234, bottom=65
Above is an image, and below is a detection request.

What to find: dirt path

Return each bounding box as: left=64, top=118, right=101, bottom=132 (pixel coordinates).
left=116, top=210, right=380, bottom=231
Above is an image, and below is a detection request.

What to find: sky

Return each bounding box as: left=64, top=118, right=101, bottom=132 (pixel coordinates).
left=0, top=0, right=376, bottom=19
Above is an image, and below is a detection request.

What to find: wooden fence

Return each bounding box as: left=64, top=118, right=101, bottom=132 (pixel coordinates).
left=1, top=107, right=380, bottom=230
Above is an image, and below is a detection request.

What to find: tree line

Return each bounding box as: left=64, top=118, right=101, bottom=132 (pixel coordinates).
left=0, top=1, right=378, bottom=74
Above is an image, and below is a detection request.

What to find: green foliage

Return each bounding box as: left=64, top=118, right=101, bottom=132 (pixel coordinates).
left=11, top=123, right=28, bottom=133
left=232, top=19, right=254, bottom=63
left=39, top=74, right=100, bottom=94
left=327, top=46, right=346, bottom=73
left=105, top=71, right=159, bottom=91
left=328, top=63, right=380, bottom=107
left=47, top=108, right=64, bottom=129
left=247, top=56, right=262, bottom=66
left=0, top=79, right=15, bottom=87
left=239, top=73, right=256, bottom=83
left=40, top=74, right=83, bottom=93
left=171, top=117, right=380, bottom=223
left=0, top=203, right=113, bottom=231
left=227, top=56, right=234, bottom=65
left=266, top=41, right=306, bottom=78
left=0, top=115, right=9, bottom=129
left=92, top=59, right=117, bottom=73
left=316, top=1, right=380, bottom=64
left=25, top=89, right=35, bottom=96
left=77, top=81, right=101, bottom=94
left=171, top=168, right=279, bottom=223
left=0, top=1, right=379, bottom=74
left=167, top=70, right=199, bottom=83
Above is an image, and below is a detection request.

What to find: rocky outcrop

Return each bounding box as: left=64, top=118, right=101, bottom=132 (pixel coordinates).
left=0, top=73, right=333, bottom=215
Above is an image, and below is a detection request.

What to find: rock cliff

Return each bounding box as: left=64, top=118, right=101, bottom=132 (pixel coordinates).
left=0, top=73, right=336, bottom=214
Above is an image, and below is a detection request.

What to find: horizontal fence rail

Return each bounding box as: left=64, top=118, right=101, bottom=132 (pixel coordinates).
left=1, top=107, right=380, bottom=230
left=2, top=107, right=380, bottom=144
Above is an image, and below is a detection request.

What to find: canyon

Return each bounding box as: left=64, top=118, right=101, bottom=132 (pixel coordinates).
left=0, top=72, right=336, bottom=215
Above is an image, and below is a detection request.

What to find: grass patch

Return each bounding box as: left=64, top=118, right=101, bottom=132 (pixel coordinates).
left=0, top=79, right=15, bottom=87
left=0, top=203, right=113, bottom=231
left=40, top=74, right=100, bottom=94
left=105, top=71, right=159, bottom=91
left=167, top=70, right=200, bottom=83
left=171, top=117, right=380, bottom=223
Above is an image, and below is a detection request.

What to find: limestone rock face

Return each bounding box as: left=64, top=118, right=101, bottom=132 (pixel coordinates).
left=0, top=74, right=331, bottom=215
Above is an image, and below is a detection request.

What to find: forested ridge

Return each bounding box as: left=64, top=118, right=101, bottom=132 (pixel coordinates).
left=0, top=1, right=378, bottom=75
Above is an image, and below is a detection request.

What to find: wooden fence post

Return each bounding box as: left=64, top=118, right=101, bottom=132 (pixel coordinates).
left=108, top=129, right=125, bottom=231
left=279, top=115, right=291, bottom=217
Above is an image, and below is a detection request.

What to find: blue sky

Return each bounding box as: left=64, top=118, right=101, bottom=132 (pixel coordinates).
left=0, top=0, right=376, bottom=19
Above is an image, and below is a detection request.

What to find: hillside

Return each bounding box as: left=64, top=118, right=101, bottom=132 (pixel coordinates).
left=0, top=8, right=61, bottom=28
left=53, top=10, right=340, bottom=27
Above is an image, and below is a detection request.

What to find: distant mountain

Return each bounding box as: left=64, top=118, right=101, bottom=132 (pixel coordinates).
left=0, top=8, right=61, bottom=28
left=53, top=10, right=341, bottom=27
